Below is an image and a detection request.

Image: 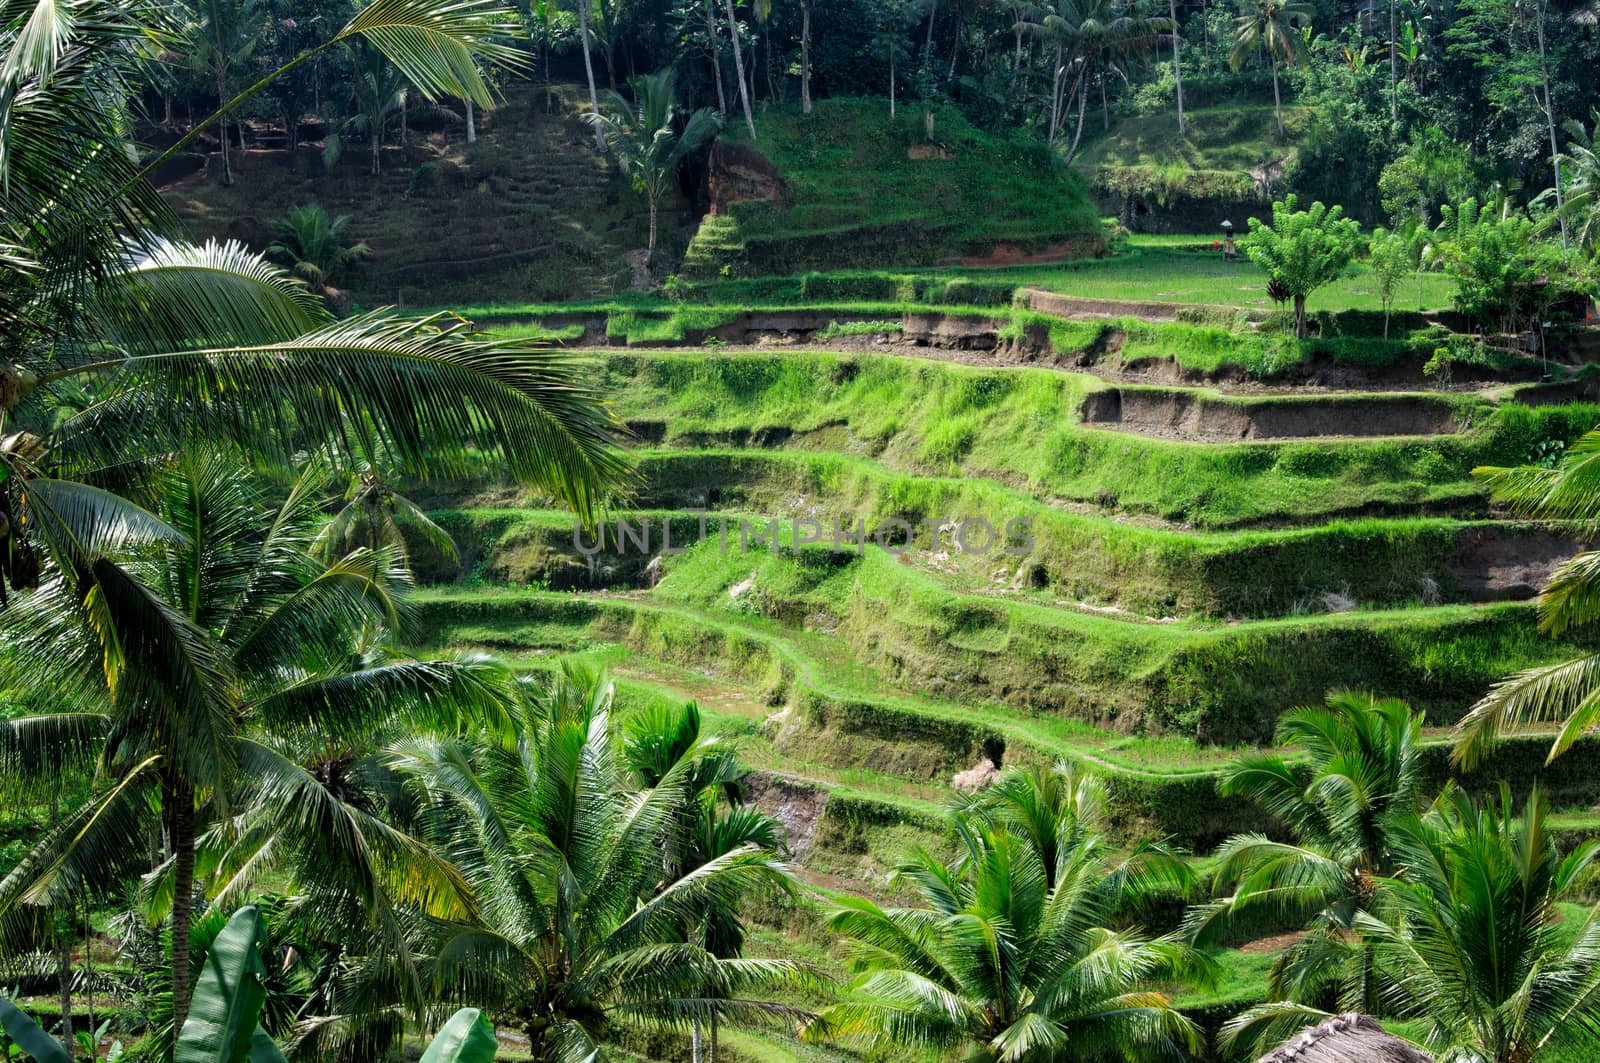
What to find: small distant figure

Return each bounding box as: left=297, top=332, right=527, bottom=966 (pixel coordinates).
left=1221, top=219, right=1237, bottom=262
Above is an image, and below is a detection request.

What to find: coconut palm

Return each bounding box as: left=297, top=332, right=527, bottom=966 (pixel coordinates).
left=1229, top=0, right=1312, bottom=137
left=1453, top=432, right=1600, bottom=767
left=324, top=45, right=410, bottom=176
left=1187, top=691, right=1426, bottom=1012
left=620, top=699, right=787, bottom=1063
left=815, top=763, right=1209, bottom=1062
left=1536, top=111, right=1600, bottom=254
left=1022, top=0, right=1172, bottom=162
left=0, top=457, right=509, bottom=1032
left=1229, top=786, right=1600, bottom=1062
left=266, top=204, right=372, bottom=289
left=386, top=666, right=807, bottom=1060
left=583, top=70, right=723, bottom=259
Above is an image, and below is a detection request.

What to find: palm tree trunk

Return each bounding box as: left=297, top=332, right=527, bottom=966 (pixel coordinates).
left=1064, top=74, right=1089, bottom=163
left=371, top=125, right=381, bottom=176
left=578, top=1, right=605, bottom=152
left=801, top=1, right=813, bottom=114
left=1535, top=4, right=1568, bottom=248
left=1100, top=75, right=1108, bottom=131
left=1388, top=0, right=1397, bottom=124
left=648, top=201, right=658, bottom=257
left=1171, top=0, right=1185, bottom=133
left=1271, top=55, right=1284, bottom=137
left=167, top=779, right=197, bottom=1033
left=705, top=1, right=728, bottom=114
left=890, top=50, right=896, bottom=118
left=723, top=0, right=757, bottom=139
left=692, top=1018, right=704, bottom=1063
left=465, top=98, right=476, bottom=144
left=216, top=76, right=233, bottom=186
left=1047, top=45, right=1064, bottom=141
left=709, top=1016, right=718, bottom=1063
left=57, top=922, right=73, bottom=1054
left=48, top=791, right=72, bottom=1056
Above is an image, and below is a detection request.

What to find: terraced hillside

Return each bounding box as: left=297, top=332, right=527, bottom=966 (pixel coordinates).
left=385, top=266, right=1600, bottom=1058
left=160, top=84, right=652, bottom=305
left=401, top=280, right=1600, bottom=860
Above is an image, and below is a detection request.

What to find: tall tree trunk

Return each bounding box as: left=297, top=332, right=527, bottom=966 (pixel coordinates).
left=801, top=1, right=812, bottom=113
left=371, top=125, right=381, bottom=176
left=1064, top=73, right=1088, bottom=163
left=692, top=1018, right=704, bottom=1063
left=1388, top=0, right=1397, bottom=123
left=56, top=922, right=73, bottom=1055
left=82, top=895, right=95, bottom=1056
left=1170, top=0, right=1185, bottom=133
left=724, top=0, right=757, bottom=139
left=1294, top=293, right=1307, bottom=338
left=399, top=97, right=407, bottom=147
left=946, top=2, right=962, bottom=80
left=709, top=1016, right=718, bottom=1063
left=544, top=37, right=554, bottom=112
left=890, top=50, right=896, bottom=118
left=578, top=1, right=605, bottom=152
left=1271, top=55, right=1283, bottom=137
left=465, top=98, right=476, bottom=144
left=1535, top=3, right=1568, bottom=248
left=648, top=200, right=658, bottom=257
left=1047, top=44, right=1064, bottom=141
left=705, top=1, right=728, bottom=114
left=167, top=779, right=197, bottom=1034
left=215, top=71, right=233, bottom=186
left=48, top=792, right=72, bottom=1056
left=1100, top=75, right=1108, bottom=131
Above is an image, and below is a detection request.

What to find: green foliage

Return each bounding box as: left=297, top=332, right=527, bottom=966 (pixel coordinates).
left=1367, top=227, right=1413, bottom=336
left=1241, top=196, right=1363, bottom=336
left=583, top=69, right=722, bottom=255
left=815, top=764, right=1209, bottom=1059
left=265, top=204, right=370, bottom=289
left=1431, top=198, right=1576, bottom=334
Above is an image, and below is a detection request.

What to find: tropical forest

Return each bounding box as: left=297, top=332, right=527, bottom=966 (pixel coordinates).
left=10, top=0, right=1600, bottom=1060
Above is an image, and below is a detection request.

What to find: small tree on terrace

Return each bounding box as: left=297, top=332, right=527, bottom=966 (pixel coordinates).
left=1242, top=195, right=1362, bottom=338
left=1368, top=227, right=1413, bottom=338
left=584, top=69, right=722, bottom=260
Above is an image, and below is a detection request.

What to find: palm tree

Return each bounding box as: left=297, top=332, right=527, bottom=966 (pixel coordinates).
left=1453, top=431, right=1600, bottom=767
left=325, top=45, right=409, bottom=176
left=1228, top=786, right=1600, bottom=1063
left=266, top=204, right=371, bottom=290
left=1187, top=692, right=1425, bottom=1013
left=1537, top=111, right=1600, bottom=253
left=620, top=699, right=787, bottom=1063
left=583, top=70, right=723, bottom=260
left=815, top=763, right=1209, bottom=1061
left=1023, top=0, right=1173, bottom=162
left=1229, top=0, right=1311, bottom=137
left=387, top=666, right=807, bottom=1060
left=0, top=458, right=508, bottom=1033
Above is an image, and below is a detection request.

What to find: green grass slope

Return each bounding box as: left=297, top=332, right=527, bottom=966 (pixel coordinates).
left=686, top=99, right=1104, bottom=276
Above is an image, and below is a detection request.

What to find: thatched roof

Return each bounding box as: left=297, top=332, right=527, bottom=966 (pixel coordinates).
left=1258, top=1013, right=1437, bottom=1063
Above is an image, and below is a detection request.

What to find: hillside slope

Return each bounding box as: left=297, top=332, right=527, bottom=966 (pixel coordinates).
left=1078, top=103, right=1312, bottom=232
left=158, top=84, right=658, bottom=306
left=683, top=98, right=1105, bottom=277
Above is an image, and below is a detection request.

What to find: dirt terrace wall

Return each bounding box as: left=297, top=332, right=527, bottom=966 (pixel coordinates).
left=1080, top=387, right=1460, bottom=441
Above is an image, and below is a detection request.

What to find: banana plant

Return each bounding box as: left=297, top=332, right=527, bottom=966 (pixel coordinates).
left=1, top=908, right=497, bottom=1063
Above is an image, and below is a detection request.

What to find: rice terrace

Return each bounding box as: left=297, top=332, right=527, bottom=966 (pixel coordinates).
left=10, top=0, right=1600, bottom=1061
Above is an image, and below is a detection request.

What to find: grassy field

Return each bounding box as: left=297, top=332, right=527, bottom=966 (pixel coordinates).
left=932, top=241, right=1460, bottom=313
